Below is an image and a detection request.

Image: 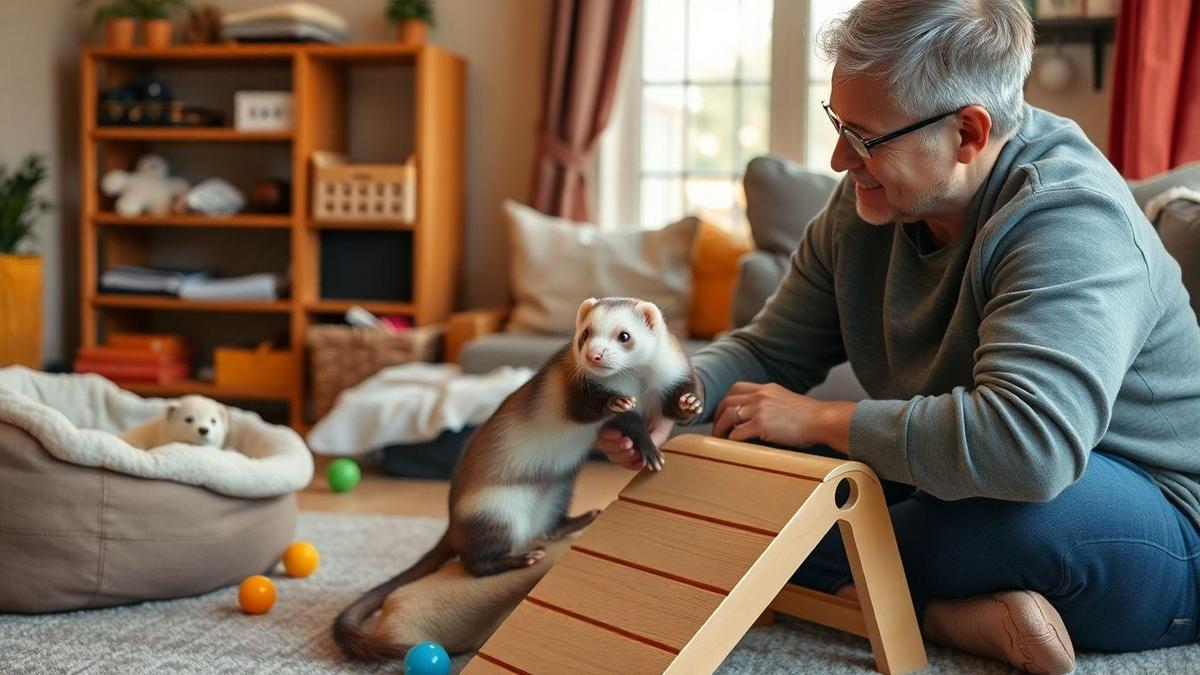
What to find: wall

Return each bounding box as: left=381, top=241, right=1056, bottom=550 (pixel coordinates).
left=1025, top=41, right=1114, bottom=153
left=0, top=0, right=548, bottom=365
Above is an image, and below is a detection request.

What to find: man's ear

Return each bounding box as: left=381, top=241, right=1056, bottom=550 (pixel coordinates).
left=955, top=104, right=992, bottom=164
left=165, top=403, right=178, bottom=420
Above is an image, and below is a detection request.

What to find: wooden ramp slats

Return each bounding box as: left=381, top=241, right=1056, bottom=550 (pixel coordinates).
left=621, top=450, right=820, bottom=534
left=527, top=550, right=725, bottom=651
left=571, top=499, right=772, bottom=592
left=465, top=655, right=520, bottom=675
left=475, top=600, right=676, bottom=675
left=465, top=435, right=928, bottom=675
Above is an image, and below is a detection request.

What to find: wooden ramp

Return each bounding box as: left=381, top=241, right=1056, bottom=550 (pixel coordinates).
left=462, top=434, right=927, bottom=675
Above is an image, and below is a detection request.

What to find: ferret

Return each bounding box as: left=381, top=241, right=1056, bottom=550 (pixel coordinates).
left=120, top=394, right=229, bottom=450
left=333, top=297, right=703, bottom=662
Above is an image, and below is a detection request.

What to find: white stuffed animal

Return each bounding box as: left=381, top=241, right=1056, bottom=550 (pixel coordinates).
left=101, top=155, right=189, bottom=217
left=121, top=395, right=229, bottom=450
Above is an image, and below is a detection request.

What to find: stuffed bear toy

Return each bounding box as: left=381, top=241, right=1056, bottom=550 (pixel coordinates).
left=102, top=155, right=189, bottom=217
left=121, top=395, right=229, bottom=450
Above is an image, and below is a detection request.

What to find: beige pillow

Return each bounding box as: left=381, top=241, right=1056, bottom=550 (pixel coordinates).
left=503, top=200, right=699, bottom=336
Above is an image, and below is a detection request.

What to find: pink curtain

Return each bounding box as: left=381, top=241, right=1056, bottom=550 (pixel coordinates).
left=1108, top=0, right=1200, bottom=178
left=530, top=0, right=634, bottom=221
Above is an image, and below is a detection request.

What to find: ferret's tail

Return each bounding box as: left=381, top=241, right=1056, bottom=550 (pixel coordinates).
left=332, top=536, right=454, bottom=662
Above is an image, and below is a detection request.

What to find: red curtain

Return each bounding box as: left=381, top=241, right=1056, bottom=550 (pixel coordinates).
left=1108, top=0, right=1200, bottom=178
left=530, top=0, right=634, bottom=221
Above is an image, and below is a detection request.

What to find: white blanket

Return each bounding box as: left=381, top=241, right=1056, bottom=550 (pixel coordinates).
left=0, top=366, right=313, bottom=498
left=306, top=363, right=533, bottom=456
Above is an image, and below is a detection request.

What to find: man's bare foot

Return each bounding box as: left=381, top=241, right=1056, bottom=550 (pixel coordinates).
left=923, top=590, right=1075, bottom=674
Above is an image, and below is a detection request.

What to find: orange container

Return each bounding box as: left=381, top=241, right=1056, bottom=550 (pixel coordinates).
left=0, top=255, right=43, bottom=368
left=214, top=342, right=298, bottom=394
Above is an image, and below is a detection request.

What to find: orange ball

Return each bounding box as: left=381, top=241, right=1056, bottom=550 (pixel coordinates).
left=282, top=540, right=320, bottom=578
left=238, top=575, right=276, bottom=615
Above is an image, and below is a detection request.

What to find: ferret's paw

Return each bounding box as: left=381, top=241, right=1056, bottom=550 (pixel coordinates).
left=521, top=550, right=546, bottom=566
left=641, top=449, right=666, bottom=472
left=679, top=393, right=703, bottom=418
left=607, top=394, right=638, bottom=413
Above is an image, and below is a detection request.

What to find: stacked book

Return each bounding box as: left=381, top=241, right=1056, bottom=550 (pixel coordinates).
left=101, top=266, right=283, bottom=301
left=221, top=3, right=348, bottom=43
left=74, top=333, right=191, bottom=384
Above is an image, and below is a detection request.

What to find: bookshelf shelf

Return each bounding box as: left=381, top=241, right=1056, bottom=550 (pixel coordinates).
left=118, top=379, right=292, bottom=401
left=91, top=127, right=292, bottom=143
left=92, top=295, right=293, bottom=313
left=80, top=43, right=466, bottom=429
left=94, top=213, right=293, bottom=229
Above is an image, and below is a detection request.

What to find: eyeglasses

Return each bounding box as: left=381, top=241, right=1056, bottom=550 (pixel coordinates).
left=822, top=100, right=962, bottom=160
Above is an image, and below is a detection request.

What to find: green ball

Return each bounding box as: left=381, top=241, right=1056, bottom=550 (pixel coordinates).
left=326, top=458, right=361, bottom=493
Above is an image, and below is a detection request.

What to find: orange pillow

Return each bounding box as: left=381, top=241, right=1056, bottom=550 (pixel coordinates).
left=689, top=221, right=753, bottom=339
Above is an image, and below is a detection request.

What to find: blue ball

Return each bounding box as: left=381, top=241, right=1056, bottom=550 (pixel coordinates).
left=404, top=641, right=450, bottom=675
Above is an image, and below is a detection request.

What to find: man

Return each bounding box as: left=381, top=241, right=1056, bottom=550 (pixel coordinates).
left=598, top=1, right=1200, bottom=672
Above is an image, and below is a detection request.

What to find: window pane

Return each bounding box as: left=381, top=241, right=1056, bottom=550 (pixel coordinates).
left=740, top=0, right=773, bottom=81
left=641, top=176, right=684, bottom=228
left=642, top=85, right=685, bottom=172
left=806, top=82, right=840, bottom=171
left=687, top=0, right=739, bottom=82
left=738, top=84, right=770, bottom=170
left=687, top=84, right=735, bottom=173
left=643, top=0, right=685, bottom=82
left=809, top=0, right=862, bottom=80
left=685, top=176, right=738, bottom=229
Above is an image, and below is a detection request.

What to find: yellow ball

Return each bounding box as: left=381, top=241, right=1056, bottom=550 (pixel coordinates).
left=238, top=575, right=276, bottom=615
left=282, top=540, right=320, bottom=578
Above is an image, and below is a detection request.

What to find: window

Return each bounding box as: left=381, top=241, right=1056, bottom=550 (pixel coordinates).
left=598, top=0, right=861, bottom=231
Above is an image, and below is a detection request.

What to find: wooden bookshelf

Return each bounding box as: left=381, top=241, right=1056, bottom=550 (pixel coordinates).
left=79, top=44, right=466, bottom=428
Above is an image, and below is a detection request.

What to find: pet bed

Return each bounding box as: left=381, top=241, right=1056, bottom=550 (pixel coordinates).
left=0, top=366, right=314, bottom=614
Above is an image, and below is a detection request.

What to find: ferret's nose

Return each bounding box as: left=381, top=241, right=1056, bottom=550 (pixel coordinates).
left=589, top=351, right=604, bottom=364
left=198, top=427, right=209, bottom=436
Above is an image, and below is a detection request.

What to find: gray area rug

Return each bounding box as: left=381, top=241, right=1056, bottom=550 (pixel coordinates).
left=2, top=511, right=1198, bottom=673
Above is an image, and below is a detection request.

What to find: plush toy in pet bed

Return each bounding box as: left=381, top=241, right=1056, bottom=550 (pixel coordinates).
left=0, top=366, right=314, bottom=614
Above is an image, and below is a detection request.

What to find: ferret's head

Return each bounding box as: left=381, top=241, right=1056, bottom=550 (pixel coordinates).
left=573, top=297, right=665, bottom=378
left=162, top=395, right=228, bottom=448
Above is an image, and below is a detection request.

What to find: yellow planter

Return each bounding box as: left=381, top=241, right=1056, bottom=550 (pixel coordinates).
left=0, top=255, right=43, bottom=368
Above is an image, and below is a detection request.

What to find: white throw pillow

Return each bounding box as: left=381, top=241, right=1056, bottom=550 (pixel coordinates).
left=503, top=200, right=699, bottom=336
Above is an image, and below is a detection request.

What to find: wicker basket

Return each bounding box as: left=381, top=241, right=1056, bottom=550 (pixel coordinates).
left=306, top=324, right=443, bottom=420
left=311, top=151, right=417, bottom=224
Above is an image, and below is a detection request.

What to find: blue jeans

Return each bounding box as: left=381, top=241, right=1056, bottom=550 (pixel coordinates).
left=790, top=448, right=1200, bottom=652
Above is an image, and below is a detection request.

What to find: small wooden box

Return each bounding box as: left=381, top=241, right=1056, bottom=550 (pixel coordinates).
left=311, top=151, right=417, bottom=224
left=215, top=342, right=299, bottom=394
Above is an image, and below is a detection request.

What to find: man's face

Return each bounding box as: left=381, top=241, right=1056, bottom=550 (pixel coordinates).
left=827, top=71, right=958, bottom=226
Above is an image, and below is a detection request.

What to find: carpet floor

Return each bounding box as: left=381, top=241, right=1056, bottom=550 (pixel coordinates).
left=2, top=512, right=1197, bottom=673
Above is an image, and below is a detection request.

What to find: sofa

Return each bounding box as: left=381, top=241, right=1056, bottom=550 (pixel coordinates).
left=450, top=156, right=1200, bottom=407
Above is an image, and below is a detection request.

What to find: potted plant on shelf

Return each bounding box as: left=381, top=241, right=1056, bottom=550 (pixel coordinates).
left=387, top=0, right=435, bottom=45
left=0, top=155, right=51, bottom=369
left=130, top=0, right=188, bottom=48
left=79, top=0, right=138, bottom=48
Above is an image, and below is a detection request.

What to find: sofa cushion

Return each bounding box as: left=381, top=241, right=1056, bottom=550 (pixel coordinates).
left=1128, top=161, right=1200, bottom=210
left=690, top=220, right=753, bottom=338
left=503, top=200, right=699, bottom=336
left=1153, top=197, right=1200, bottom=319
left=743, top=155, right=839, bottom=255
left=459, top=331, right=712, bottom=375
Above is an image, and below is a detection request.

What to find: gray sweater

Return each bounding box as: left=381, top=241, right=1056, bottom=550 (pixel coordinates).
left=693, top=105, right=1200, bottom=526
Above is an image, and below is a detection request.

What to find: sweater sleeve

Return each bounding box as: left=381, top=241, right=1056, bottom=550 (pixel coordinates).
left=689, top=182, right=849, bottom=424
left=849, top=188, right=1158, bottom=502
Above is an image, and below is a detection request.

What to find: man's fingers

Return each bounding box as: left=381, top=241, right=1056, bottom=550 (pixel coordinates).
left=728, top=420, right=758, bottom=443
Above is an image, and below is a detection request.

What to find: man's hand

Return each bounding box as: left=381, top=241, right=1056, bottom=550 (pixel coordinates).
left=713, top=381, right=856, bottom=451
left=597, top=416, right=675, bottom=471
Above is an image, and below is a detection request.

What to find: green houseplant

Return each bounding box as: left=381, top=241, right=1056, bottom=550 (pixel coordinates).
left=128, top=0, right=188, bottom=48
left=387, top=0, right=435, bottom=45
left=79, top=0, right=139, bottom=48
left=0, top=155, right=52, bottom=369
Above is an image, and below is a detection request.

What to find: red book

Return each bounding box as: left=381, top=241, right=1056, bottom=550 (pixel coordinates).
left=74, top=359, right=189, bottom=384
left=76, top=346, right=187, bottom=367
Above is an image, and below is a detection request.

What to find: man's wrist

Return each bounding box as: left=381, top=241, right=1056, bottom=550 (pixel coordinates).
left=815, top=401, right=857, bottom=452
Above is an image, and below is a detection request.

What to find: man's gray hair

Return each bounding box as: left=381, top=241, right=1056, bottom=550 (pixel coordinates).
left=818, top=0, right=1033, bottom=138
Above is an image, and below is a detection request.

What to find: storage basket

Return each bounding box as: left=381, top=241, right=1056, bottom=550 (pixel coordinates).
left=306, top=324, right=443, bottom=420
left=311, top=151, right=417, bottom=224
